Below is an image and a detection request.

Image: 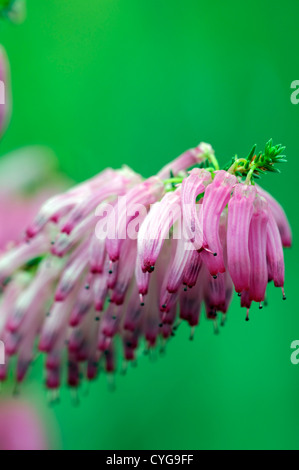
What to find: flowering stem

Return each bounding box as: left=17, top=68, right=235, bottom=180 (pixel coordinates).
left=226, top=140, right=287, bottom=183
left=245, top=166, right=257, bottom=184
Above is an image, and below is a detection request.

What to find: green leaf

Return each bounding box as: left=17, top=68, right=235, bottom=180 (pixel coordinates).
left=247, top=144, right=257, bottom=161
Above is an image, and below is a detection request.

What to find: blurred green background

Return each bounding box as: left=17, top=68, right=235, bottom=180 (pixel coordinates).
left=0, top=0, right=299, bottom=450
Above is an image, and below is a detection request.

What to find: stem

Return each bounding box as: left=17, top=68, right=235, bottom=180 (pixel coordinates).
left=228, top=158, right=247, bottom=174
left=163, top=177, right=184, bottom=186
left=245, top=166, right=256, bottom=184
left=208, top=154, right=220, bottom=171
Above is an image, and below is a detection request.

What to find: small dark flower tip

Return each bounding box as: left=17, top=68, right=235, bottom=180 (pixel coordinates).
left=213, top=275, right=217, bottom=279
left=259, top=303, right=263, bottom=310
left=108, top=270, right=113, bottom=275
left=140, top=302, right=145, bottom=307
left=95, top=316, right=100, bottom=321
left=237, top=292, right=242, bottom=297
left=282, top=288, right=286, bottom=300
left=213, top=252, right=217, bottom=257
left=85, top=284, right=90, bottom=290
left=159, top=323, right=163, bottom=328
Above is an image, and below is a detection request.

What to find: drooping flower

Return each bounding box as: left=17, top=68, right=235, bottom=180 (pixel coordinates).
left=0, top=140, right=292, bottom=393
left=201, top=170, right=237, bottom=276
left=227, top=183, right=257, bottom=293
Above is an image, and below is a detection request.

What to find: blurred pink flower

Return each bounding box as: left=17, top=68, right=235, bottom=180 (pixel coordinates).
left=0, top=146, right=71, bottom=250
left=0, top=44, right=11, bottom=139
left=0, top=401, right=47, bottom=450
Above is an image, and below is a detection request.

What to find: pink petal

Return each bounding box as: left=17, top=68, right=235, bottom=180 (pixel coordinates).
left=266, top=208, right=285, bottom=288
left=201, top=170, right=237, bottom=276
left=257, top=184, right=292, bottom=247
left=137, top=190, right=181, bottom=272
left=182, top=168, right=211, bottom=250
left=227, top=183, right=256, bottom=292
left=248, top=196, right=269, bottom=303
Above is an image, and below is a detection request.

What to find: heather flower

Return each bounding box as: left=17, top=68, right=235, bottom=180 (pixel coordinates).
left=0, top=401, right=47, bottom=450
left=247, top=195, right=269, bottom=304
left=227, top=183, right=257, bottom=292
left=0, top=44, right=10, bottom=139
left=201, top=170, right=237, bottom=276
left=0, top=139, right=292, bottom=393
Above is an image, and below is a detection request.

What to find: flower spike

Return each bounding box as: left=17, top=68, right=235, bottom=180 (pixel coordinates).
left=0, top=139, right=292, bottom=392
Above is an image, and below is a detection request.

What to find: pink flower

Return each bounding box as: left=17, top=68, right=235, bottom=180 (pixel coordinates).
left=247, top=195, right=269, bottom=304
left=0, top=141, right=291, bottom=390
left=257, top=184, right=292, bottom=247
left=0, top=146, right=71, bottom=250
left=227, top=183, right=257, bottom=292
left=266, top=209, right=285, bottom=290
left=0, top=45, right=10, bottom=139
left=181, top=168, right=211, bottom=250
left=0, top=401, right=47, bottom=450
left=201, top=170, right=237, bottom=276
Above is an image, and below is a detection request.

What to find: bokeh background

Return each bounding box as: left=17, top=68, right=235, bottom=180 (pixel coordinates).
left=0, top=0, right=298, bottom=450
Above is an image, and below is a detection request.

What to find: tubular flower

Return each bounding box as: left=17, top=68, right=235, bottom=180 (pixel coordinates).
left=0, top=140, right=292, bottom=393
left=201, top=170, right=237, bottom=275
left=227, top=183, right=257, bottom=292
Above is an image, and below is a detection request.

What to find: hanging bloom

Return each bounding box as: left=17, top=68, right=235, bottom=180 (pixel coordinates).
left=201, top=170, right=237, bottom=276
left=257, top=184, right=292, bottom=247
left=227, top=183, right=257, bottom=293
left=181, top=168, right=211, bottom=251
left=0, top=139, right=292, bottom=393
left=247, top=195, right=269, bottom=304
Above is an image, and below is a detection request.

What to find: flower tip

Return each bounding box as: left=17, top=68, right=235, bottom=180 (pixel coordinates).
left=25, top=226, right=36, bottom=239
left=61, top=224, right=72, bottom=235
left=54, top=291, right=65, bottom=302
left=282, top=288, right=286, bottom=300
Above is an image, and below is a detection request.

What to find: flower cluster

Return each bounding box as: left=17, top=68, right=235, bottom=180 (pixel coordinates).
left=0, top=140, right=291, bottom=392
